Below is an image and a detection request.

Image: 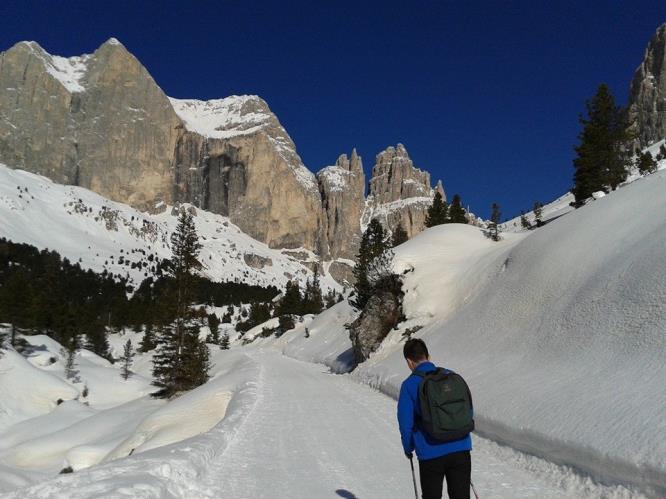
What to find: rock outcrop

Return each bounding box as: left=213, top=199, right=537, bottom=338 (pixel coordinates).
left=628, top=23, right=666, bottom=148
left=348, top=290, right=402, bottom=364
left=317, top=149, right=365, bottom=260
left=363, top=144, right=444, bottom=238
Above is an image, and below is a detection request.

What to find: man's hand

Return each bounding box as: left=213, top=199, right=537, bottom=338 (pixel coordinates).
left=405, top=451, right=413, bottom=460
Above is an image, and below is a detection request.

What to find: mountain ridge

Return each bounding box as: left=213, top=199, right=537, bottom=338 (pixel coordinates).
left=0, top=38, right=444, bottom=276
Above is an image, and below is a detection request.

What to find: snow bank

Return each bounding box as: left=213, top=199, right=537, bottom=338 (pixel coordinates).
left=279, top=171, right=666, bottom=496
left=106, top=349, right=247, bottom=458
left=0, top=346, right=261, bottom=496
left=22, top=335, right=154, bottom=410
left=0, top=350, right=79, bottom=432
left=280, top=301, right=358, bottom=372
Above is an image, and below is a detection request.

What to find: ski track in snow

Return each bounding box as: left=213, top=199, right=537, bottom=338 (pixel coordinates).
left=186, top=349, right=604, bottom=499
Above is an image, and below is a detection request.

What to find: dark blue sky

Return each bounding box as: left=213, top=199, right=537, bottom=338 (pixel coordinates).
left=2, top=1, right=665, bottom=219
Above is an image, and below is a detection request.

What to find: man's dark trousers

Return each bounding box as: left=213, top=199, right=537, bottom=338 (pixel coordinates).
left=418, top=450, right=471, bottom=499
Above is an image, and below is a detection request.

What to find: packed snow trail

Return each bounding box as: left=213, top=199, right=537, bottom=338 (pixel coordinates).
left=208, top=349, right=578, bottom=499
left=1, top=347, right=647, bottom=497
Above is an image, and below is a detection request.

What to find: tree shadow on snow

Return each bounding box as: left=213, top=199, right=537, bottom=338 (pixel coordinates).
left=335, top=489, right=359, bottom=499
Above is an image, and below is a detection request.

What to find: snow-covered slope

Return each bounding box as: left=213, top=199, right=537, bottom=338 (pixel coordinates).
left=276, top=170, right=666, bottom=496
left=169, top=96, right=276, bottom=140
left=0, top=163, right=338, bottom=292
left=503, top=142, right=666, bottom=232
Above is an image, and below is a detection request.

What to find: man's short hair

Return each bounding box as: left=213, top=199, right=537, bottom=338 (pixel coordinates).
left=403, top=338, right=429, bottom=362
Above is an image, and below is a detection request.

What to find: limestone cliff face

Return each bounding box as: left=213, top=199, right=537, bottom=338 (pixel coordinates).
left=169, top=96, right=325, bottom=251
left=0, top=39, right=181, bottom=212
left=628, top=23, right=666, bottom=148
left=0, top=39, right=324, bottom=251
left=0, top=39, right=446, bottom=269
left=363, top=144, right=444, bottom=238
left=317, top=149, right=365, bottom=260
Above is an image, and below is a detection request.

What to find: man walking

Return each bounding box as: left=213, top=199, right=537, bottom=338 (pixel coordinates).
left=397, top=338, right=473, bottom=499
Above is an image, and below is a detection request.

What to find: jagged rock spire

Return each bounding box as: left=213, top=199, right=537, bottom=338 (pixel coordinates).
left=628, top=23, right=666, bottom=148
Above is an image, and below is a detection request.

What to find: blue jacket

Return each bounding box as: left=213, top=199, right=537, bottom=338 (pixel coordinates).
left=397, top=361, right=472, bottom=460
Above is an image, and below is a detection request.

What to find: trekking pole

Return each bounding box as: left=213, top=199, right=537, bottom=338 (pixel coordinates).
left=409, top=455, right=419, bottom=499
left=471, top=480, right=480, bottom=499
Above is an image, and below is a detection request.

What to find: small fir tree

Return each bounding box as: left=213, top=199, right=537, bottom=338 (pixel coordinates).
left=139, top=323, right=157, bottom=352
left=392, top=223, right=409, bottom=247
left=324, top=289, right=339, bottom=309
left=207, top=313, right=221, bottom=345
left=277, top=280, right=302, bottom=316
left=520, top=211, right=531, bottom=229
left=657, top=144, right=666, bottom=161
left=303, top=271, right=324, bottom=315
left=1, top=269, right=30, bottom=347
left=120, top=339, right=134, bottom=380
left=220, top=332, right=230, bottom=350
left=278, top=314, right=296, bottom=334
left=61, top=336, right=80, bottom=382
left=533, top=201, right=544, bottom=227
left=637, top=151, right=658, bottom=175
left=425, top=192, right=448, bottom=227
left=448, top=194, right=467, bottom=224
left=489, top=203, right=502, bottom=242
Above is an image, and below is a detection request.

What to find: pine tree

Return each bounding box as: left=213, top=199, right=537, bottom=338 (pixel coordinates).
left=2, top=268, right=30, bottom=347
left=352, top=219, right=390, bottom=309
left=533, top=201, right=544, bottom=227
left=220, top=332, right=230, bottom=350
left=658, top=144, right=666, bottom=161
left=520, top=211, right=531, bottom=230
left=120, top=339, right=134, bottom=380
left=425, top=192, right=448, bottom=227
left=139, top=322, right=157, bottom=352
left=152, top=209, right=208, bottom=396
left=206, top=313, right=221, bottom=345
left=61, top=336, right=80, bottom=382
left=448, top=194, right=467, bottom=224
left=277, top=280, right=302, bottom=316
left=278, top=314, right=296, bottom=334
left=303, top=271, right=324, bottom=315
left=392, top=223, right=409, bottom=247
left=179, top=324, right=210, bottom=388
left=324, top=289, right=339, bottom=309
left=489, top=203, right=502, bottom=242
left=84, top=318, right=111, bottom=361
left=573, top=84, right=632, bottom=205
left=637, top=151, right=658, bottom=175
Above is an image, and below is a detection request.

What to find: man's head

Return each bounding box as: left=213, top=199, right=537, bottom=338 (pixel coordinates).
left=403, top=338, right=430, bottom=371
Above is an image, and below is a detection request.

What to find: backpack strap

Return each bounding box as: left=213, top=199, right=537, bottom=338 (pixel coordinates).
left=412, top=367, right=443, bottom=378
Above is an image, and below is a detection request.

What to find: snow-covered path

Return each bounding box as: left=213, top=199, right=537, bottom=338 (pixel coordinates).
left=208, top=349, right=577, bottom=499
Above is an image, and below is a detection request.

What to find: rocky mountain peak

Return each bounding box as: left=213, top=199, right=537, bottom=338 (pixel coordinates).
left=628, top=23, right=666, bottom=148
left=435, top=179, right=446, bottom=201
left=369, top=143, right=432, bottom=204
left=332, top=148, right=363, bottom=176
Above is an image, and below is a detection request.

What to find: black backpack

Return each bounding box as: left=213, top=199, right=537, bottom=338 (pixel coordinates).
left=413, top=368, right=474, bottom=443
